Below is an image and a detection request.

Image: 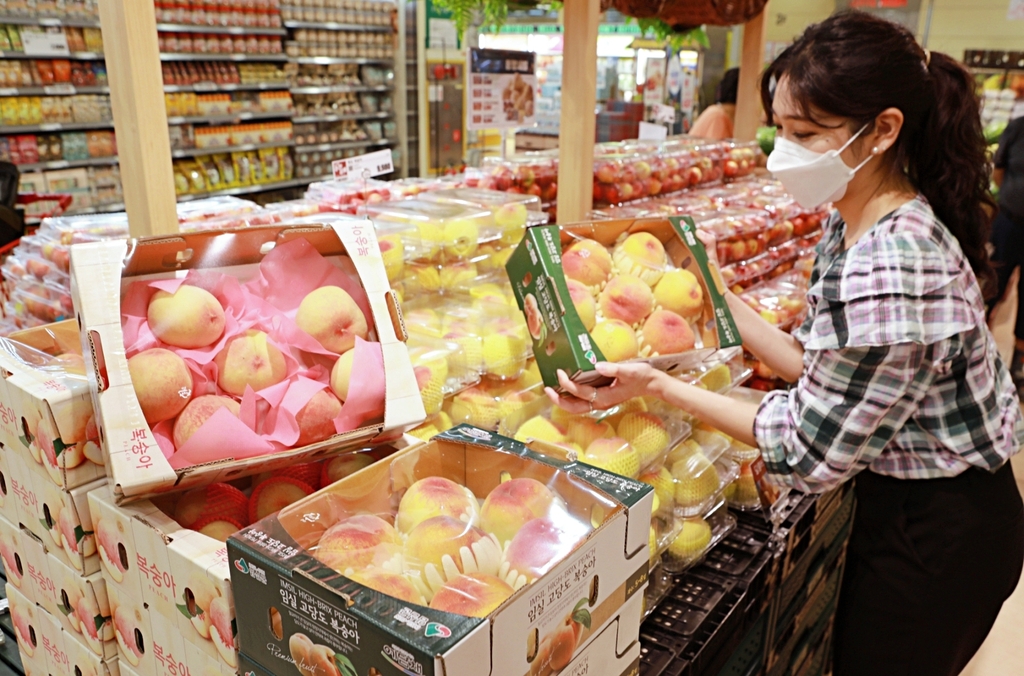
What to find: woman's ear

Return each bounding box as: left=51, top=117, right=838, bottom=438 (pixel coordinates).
left=872, top=107, right=905, bottom=154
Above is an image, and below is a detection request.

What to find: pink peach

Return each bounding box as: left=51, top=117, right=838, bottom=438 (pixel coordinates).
left=641, top=310, right=696, bottom=355
left=598, top=275, right=655, bottom=325
left=395, top=476, right=479, bottom=534
left=147, top=284, right=226, bottom=349
left=295, top=389, right=342, bottom=446
left=315, top=514, right=402, bottom=573
left=295, top=286, right=369, bottom=354
left=173, top=395, right=240, bottom=449
left=128, top=348, right=193, bottom=423
left=429, top=573, right=514, bottom=618
left=561, top=239, right=613, bottom=288
left=214, top=329, right=287, bottom=395
left=480, top=478, right=556, bottom=546
left=566, top=279, right=596, bottom=331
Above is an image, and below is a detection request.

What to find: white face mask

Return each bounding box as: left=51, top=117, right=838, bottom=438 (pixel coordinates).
left=766, top=124, right=872, bottom=209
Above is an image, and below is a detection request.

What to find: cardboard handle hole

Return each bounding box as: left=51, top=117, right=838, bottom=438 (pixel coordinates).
left=589, top=575, right=600, bottom=606
left=0, top=470, right=7, bottom=499
left=76, top=666, right=83, bottom=676
left=43, top=503, right=54, bottom=530
left=20, top=417, right=32, bottom=444
left=14, top=552, right=22, bottom=577
left=61, top=589, right=71, bottom=614
left=385, top=290, right=407, bottom=342
left=184, top=588, right=197, bottom=616
left=526, top=627, right=539, bottom=663
left=134, top=627, right=146, bottom=655
left=87, top=331, right=108, bottom=393
left=118, top=542, right=129, bottom=573
left=268, top=607, right=283, bottom=640
left=29, top=625, right=36, bottom=648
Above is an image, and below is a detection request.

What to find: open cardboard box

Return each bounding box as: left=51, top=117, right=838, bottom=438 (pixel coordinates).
left=0, top=320, right=105, bottom=492
left=228, top=424, right=652, bottom=676
left=69, top=221, right=426, bottom=503
left=505, top=216, right=741, bottom=390
left=87, top=484, right=240, bottom=672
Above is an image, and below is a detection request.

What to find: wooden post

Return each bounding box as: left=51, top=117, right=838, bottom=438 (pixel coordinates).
left=556, top=0, right=601, bottom=223
left=733, top=5, right=769, bottom=142
left=98, top=0, right=178, bottom=236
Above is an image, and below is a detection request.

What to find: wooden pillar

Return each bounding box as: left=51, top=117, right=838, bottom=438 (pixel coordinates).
left=733, top=6, right=769, bottom=142
left=556, top=0, right=601, bottom=223
left=98, top=0, right=178, bottom=236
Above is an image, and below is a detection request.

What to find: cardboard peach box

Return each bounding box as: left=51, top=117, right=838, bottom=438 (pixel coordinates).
left=88, top=484, right=239, bottom=672
left=69, top=221, right=426, bottom=503
left=0, top=320, right=105, bottom=492
left=228, top=424, right=653, bottom=676
left=3, top=446, right=103, bottom=575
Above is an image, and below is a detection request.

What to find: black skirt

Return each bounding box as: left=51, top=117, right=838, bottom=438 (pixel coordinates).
left=832, top=461, right=1024, bottom=676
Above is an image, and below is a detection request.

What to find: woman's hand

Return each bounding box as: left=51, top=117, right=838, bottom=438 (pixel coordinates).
left=696, top=229, right=723, bottom=272
left=545, top=362, right=667, bottom=414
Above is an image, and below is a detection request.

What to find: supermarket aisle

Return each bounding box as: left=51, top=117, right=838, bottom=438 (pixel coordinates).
left=959, top=278, right=1024, bottom=676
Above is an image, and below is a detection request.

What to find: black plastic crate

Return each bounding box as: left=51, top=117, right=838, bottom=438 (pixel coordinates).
left=641, top=642, right=678, bottom=676
left=713, top=610, right=767, bottom=676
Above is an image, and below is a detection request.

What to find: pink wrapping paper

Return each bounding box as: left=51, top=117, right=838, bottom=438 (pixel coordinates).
left=121, top=238, right=387, bottom=470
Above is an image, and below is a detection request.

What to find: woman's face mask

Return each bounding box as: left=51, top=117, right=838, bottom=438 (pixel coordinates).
left=767, top=124, right=872, bottom=209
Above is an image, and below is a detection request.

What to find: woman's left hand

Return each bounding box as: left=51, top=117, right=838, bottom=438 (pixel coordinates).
left=545, top=362, right=666, bottom=414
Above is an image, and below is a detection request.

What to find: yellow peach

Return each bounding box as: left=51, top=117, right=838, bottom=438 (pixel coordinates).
left=295, top=286, right=369, bottom=354
left=395, top=477, right=479, bottom=534
left=514, top=416, right=567, bottom=445
left=641, top=310, right=695, bottom=356
left=329, top=349, right=355, bottom=401
left=566, top=279, right=596, bottom=331
left=502, top=518, right=587, bottom=585
left=404, top=516, right=491, bottom=576
left=215, top=329, right=287, bottom=395
left=127, top=348, right=193, bottom=424
left=347, top=569, right=425, bottom=605
left=613, top=232, right=667, bottom=285
left=590, top=320, right=638, bottom=362
left=616, top=412, right=671, bottom=467
left=599, top=274, right=655, bottom=325
left=316, top=514, right=402, bottom=573
left=582, top=437, right=640, bottom=479
left=562, top=239, right=613, bottom=289
left=147, top=285, right=225, bottom=349
left=654, top=269, right=704, bottom=320
left=429, top=573, right=513, bottom=618
left=173, top=395, right=240, bottom=449
left=480, top=478, right=556, bottom=545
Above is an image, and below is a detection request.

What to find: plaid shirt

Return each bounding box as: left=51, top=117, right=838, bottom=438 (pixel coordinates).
left=754, top=196, right=1024, bottom=492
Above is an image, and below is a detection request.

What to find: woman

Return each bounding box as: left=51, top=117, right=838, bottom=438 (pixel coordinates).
left=689, top=67, right=738, bottom=139
left=549, top=12, right=1024, bottom=676
left=989, top=117, right=1024, bottom=393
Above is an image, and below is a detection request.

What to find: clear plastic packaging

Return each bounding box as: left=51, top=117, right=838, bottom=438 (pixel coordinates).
left=690, top=207, right=773, bottom=266
left=366, top=199, right=498, bottom=265
left=738, top=271, right=810, bottom=331
left=418, top=187, right=547, bottom=247
left=660, top=501, right=736, bottom=573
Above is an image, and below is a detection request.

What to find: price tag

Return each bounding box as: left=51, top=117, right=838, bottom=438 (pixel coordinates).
left=194, top=82, right=218, bottom=91
left=638, top=121, right=668, bottom=141
left=22, top=31, right=70, bottom=57
left=652, top=103, right=675, bottom=124
left=43, top=84, right=75, bottom=95
left=0, top=88, right=18, bottom=96
left=332, top=148, right=393, bottom=180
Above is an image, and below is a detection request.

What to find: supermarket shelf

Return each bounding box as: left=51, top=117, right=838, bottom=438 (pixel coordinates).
left=0, top=85, right=109, bottom=96
left=290, top=84, right=391, bottom=95
left=18, top=155, right=118, bottom=172
left=172, top=141, right=295, bottom=159
left=292, top=56, right=393, bottom=65
left=163, top=82, right=290, bottom=93
left=294, top=138, right=393, bottom=153
left=176, top=175, right=323, bottom=202
left=292, top=111, right=390, bottom=123
left=160, top=53, right=289, bottom=62
left=0, top=15, right=100, bottom=28
left=0, top=51, right=103, bottom=60
left=3, top=121, right=114, bottom=133
left=283, top=21, right=392, bottom=33
left=25, top=200, right=124, bottom=225
left=167, top=110, right=295, bottom=125
left=156, top=23, right=287, bottom=36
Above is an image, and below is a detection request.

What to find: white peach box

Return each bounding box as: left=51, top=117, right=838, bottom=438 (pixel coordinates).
left=45, top=546, right=116, bottom=658
left=14, top=524, right=55, bottom=617
left=0, top=320, right=105, bottom=491
left=89, top=485, right=239, bottom=672
left=69, top=221, right=425, bottom=503
left=5, top=450, right=42, bottom=533
left=7, top=582, right=48, bottom=676
left=107, top=581, right=192, bottom=676
left=35, top=595, right=71, bottom=676
left=0, top=512, right=31, bottom=600
left=14, top=453, right=103, bottom=575
left=228, top=424, right=653, bottom=676
left=63, top=627, right=121, bottom=676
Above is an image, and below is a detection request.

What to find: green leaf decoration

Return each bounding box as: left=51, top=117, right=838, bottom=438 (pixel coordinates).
left=95, top=615, right=107, bottom=633
left=573, top=598, right=590, bottom=614
left=572, top=607, right=592, bottom=631
left=19, top=435, right=30, bottom=448
left=73, top=525, right=93, bottom=542
left=53, top=438, right=68, bottom=458
left=633, top=19, right=710, bottom=51
left=176, top=603, right=194, bottom=620
left=58, top=604, right=72, bottom=617
left=334, top=653, right=358, bottom=676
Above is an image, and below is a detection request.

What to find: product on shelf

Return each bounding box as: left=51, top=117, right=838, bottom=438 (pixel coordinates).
left=0, top=24, right=104, bottom=55
left=506, top=217, right=741, bottom=389
left=0, top=59, right=107, bottom=88
left=281, top=0, right=395, bottom=26
left=172, top=146, right=294, bottom=195
left=227, top=425, right=651, bottom=676
left=0, top=93, right=112, bottom=126
left=154, top=0, right=283, bottom=28
left=157, top=31, right=283, bottom=55
left=70, top=219, right=425, bottom=500
left=285, top=28, right=392, bottom=60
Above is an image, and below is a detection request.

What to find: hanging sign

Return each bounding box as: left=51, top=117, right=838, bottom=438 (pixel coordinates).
left=467, top=48, right=536, bottom=131
left=332, top=149, right=394, bottom=180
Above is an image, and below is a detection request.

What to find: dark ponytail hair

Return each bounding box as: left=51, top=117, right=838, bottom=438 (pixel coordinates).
left=760, top=11, right=996, bottom=296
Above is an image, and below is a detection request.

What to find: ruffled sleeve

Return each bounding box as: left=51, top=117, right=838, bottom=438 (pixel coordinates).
left=801, top=212, right=985, bottom=351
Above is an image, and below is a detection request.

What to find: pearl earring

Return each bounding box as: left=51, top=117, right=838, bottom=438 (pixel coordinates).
left=872, top=146, right=880, bottom=155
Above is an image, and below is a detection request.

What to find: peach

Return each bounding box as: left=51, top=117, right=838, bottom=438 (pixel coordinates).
left=315, top=514, right=402, bottom=573
left=495, top=202, right=529, bottom=245
left=195, top=517, right=245, bottom=542
left=482, top=330, right=527, bottom=379
left=321, top=453, right=376, bottom=486
left=248, top=477, right=315, bottom=523
left=641, top=310, right=696, bottom=356
left=377, top=233, right=405, bottom=281
left=295, top=286, right=369, bottom=354
left=289, top=633, right=342, bottom=676
left=590, top=320, right=638, bottom=362
left=616, top=412, right=671, bottom=467
left=295, top=389, right=342, bottom=446
left=566, top=279, right=596, bottom=331
left=404, top=516, right=498, bottom=580
left=128, top=348, right=193, bottom=423
left=480, top=478, right=556, bottom=546
left=565, top=417, right=614, bottom=449
left=209, top=595, right=236, bottom=665
left=95, top=517, right=126, bottom=583
left=113, top=605, right=143, bottom=666
left=415, top=362, right=447, bottom=416
left=613, top=232, right=667, bottom=285
left=346, top=569, right=425, bottom=605
left=449, top=386, right=501, bottom=430
left=502, top=518, right=587, bottom=586
left=582, top=437, right=640, bottom=479
left=329, top=348, right=355, bottom=401
left=175, top=483, right=249, bottom=529
left=254, top=462, right=322, bottom=490
left=532, top=621, right=579, bottom=676
left=496, top=388, right=540, bottom=423
left=598, top=275, right=654, bottom=325
left=514, top=416, right=567, bottom=445
left=173, top=395, right=241, bottom=449
left=443, top=329, right=484, bottom=379
left=404, top=308, right=442, bottom=338
left=443, top=219, right=481, bottom=259
left=395, top=477, right=479, bottom=534
left=562, top=239, right=613, bottom=289
left=654, top=269, right=704, bottom=319
left=148, top=285, right=226, bottom=349
left=639, top=466, right=675, bottom=510
left=671, top=451, right=720, bottom=508
left=214, top=329, right=287, bottom=395
left=429, top=573, right=514, bottom=618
